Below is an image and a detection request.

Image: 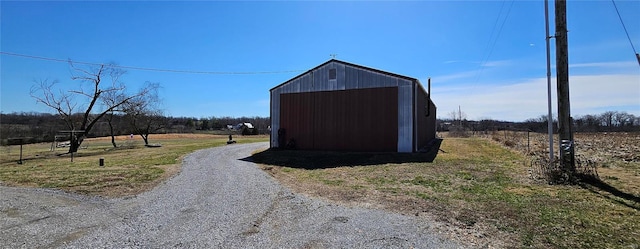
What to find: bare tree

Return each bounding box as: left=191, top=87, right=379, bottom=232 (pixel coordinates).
left=582, top=114, right=600, bottom=131
left=448, top=106, right=467, bottom=126
left=102, top=90, right=126, bottom=148
left=123, top=82, right=164, bottom=146
left=30, top=63, right=154, bottom=153
left=447, top=106, right=469, bottom=137
left=614, top=111, right=633, bottom=128
left=599, top=111, right=616, bottom=128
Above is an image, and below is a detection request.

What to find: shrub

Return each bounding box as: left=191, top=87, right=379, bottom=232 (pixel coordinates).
left=449, top=126, right=470, bottom=137
left=503, top=140, right=515, bottom=147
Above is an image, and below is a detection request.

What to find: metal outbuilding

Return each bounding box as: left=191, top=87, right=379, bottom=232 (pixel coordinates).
left=270, top=59, right=436, bottom=153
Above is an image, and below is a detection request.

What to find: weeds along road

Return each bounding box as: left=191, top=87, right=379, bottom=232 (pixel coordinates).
left=0, top=142, right=462, bottom=248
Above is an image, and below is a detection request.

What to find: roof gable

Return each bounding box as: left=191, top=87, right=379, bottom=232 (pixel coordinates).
left=270, top=59, right=419, bottom=92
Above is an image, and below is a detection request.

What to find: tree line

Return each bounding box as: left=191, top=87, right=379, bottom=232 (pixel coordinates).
left=0, top=112, right=270, bottom=146
left=438, top=110, right=640, bottom=133
left=4, top=109, right=635, bottom=147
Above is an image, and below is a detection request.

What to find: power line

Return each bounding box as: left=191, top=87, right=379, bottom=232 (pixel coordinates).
left=0, top=51, right=305, bottom=75
left=475, top=0, right=515, bottom=82
left=611, top=0, right=640, bottom=66
left=479, top=0, right=507, bottom=67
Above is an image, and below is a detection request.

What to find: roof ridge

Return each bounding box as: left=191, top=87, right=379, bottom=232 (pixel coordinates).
left=270, top=59, right=419, bottom=91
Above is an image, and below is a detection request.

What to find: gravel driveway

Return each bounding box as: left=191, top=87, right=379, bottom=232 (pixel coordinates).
left=1, top=142, right=462, bottom=248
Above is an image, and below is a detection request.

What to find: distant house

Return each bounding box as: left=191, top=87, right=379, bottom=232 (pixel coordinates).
left=237, top=123, right=254, bottom=129
left=235, top=122, right=256, bottom=135
left=270, top=59, right=437, bottom=152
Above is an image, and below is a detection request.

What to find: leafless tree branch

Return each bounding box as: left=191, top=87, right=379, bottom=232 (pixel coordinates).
left=31, top=63, right=161, bottom=153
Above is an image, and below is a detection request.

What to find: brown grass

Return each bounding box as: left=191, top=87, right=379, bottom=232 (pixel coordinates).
left=255, top=136, right=640, bottom=248
left=0, top=133, right=269, bottom=197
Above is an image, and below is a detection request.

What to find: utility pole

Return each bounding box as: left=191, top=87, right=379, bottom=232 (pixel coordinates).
left=458, top=105, right=462, bottom=126
left=555, top=0, right=575, bottom=176
left=544, top=0, right=554, bottom=163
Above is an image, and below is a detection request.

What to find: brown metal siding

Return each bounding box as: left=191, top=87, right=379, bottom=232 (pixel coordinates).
left=280, top=87, right=398, bottom=152
left=416, top=86, right=437, bottom=150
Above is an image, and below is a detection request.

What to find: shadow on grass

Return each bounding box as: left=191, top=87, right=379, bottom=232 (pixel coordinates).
left=242, top=139, right=442, bottom=169
left=579, top=176, right=640, bottom=211
left=1, top=151, right=62, bottom=164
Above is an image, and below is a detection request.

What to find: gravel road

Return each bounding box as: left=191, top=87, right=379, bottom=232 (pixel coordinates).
left=1, top=142, right=463, bottom=248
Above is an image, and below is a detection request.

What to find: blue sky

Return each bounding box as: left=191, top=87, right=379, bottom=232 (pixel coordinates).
left=1, top=0, right=638, bottom=121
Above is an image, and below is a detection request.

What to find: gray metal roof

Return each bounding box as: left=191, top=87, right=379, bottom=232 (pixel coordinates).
left=270, top=59, right=420, bottom=92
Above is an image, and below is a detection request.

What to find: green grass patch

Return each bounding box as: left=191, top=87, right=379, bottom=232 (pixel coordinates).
left=366, top=176, right=397, bottom=186
left=403, top=175, right=451, bottom=193
left=320, top=179, right=344, bottom=186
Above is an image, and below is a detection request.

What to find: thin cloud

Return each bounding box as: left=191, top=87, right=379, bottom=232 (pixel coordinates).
left=569, top=74, right=640, bottom=109
left=431, top=58, right=639, bottom=120
left=432, top=73, right=639, bottom=121
left=442, top=60, right=480, bottom=64
left=480, top=59, right=512, bottom=68
left=430, top=70, right=481, bottom=83
left=440, top=59, right=512, bottom=68
left=570, top=61, right=638, bottom=69
left=432, top=60, right=515, bottom=83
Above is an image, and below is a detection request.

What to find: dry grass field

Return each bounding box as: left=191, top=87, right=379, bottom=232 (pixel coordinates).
left=253, top=133, right=640, bottom=248
left=487, top=131, right=640, bottom=198
left=2, top=131, right=637, bottom=248
left=0, top=134, right=269, bottom=197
